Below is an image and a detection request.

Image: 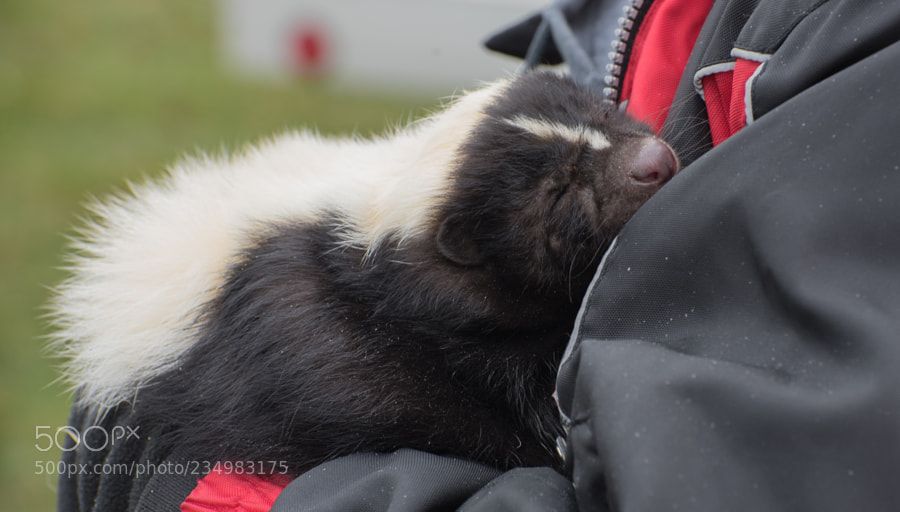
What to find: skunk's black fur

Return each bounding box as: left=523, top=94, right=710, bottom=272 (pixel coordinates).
left=135, top=72, right=664, bottom=473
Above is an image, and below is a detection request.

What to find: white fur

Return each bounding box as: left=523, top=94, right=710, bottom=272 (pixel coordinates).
left=50, top=81, right=508, bottom=409
left=505, top=115, right=611, bottom=151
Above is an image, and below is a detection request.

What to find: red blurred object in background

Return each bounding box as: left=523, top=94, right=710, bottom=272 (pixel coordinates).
left=290, top=23, right=329, bottom=77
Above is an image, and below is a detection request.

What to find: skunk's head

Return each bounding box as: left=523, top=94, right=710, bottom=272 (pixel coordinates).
left=435, top=72, right=679, bottom=293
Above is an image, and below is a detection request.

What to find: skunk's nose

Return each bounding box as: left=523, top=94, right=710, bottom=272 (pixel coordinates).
left=628, top=138, right=680, bottom=186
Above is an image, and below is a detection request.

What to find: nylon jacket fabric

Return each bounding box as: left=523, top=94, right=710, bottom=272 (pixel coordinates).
left=557, top=40, right=900, bottom=511
left=271, top=450, right=576, bottom=512
left=550, top=0, right=900, bottom=510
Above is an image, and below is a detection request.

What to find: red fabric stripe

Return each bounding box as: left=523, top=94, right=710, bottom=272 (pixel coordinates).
left=621, top=0, right=714, bottom=132
left=181, top=466, right=291, bottom=512
left=701, top=58, right=762, bottom=146
left=729, top=58, right=760, bottom=133
left=702, top=69, right=734, bottom=146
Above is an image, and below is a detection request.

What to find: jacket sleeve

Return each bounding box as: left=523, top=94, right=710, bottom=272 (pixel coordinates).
left=270, top=449, right=575, bottom=512
left=56, top=402, right=207, bottom=512
left=556, top=39, right=900, bottom=512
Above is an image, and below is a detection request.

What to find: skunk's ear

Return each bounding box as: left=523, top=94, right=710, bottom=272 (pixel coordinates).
left=436, top=213, right=484, bottom=267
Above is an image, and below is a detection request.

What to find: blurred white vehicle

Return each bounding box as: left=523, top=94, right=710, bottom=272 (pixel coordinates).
left=220, top=0, right=544, bottom=93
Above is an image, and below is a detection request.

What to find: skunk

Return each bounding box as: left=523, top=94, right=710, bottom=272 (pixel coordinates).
left=52, top=71, right=679, bottom=472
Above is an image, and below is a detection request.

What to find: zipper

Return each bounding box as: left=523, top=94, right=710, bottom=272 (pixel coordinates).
left=603, top=0, right=653, bottom=104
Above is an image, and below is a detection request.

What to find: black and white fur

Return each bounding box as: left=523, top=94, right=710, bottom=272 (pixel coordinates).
left=52, top=72, right=678, bottom=472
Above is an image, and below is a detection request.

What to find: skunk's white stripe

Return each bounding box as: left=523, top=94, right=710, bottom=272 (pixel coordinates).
left=505, top=115, right=611, bottom=151
left=50, top=80, right=509, bottom=409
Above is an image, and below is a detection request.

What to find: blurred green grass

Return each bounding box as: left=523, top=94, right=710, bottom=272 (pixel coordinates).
left=0, top=1, right=434, bottom=509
